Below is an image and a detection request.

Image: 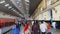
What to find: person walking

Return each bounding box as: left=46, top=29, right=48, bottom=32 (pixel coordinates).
left=52, top=22, right=56, bottom=32
left=32, top=23, right=40, bottom=34
left=24, top=21, right=31, bottom=34
left=12, top=24, right=20, bottom=34
left=46, top=22, right=51, bottom=34
left=24, top=23, right=28, bottom=34
left=40, top=21, right=47, bottom=34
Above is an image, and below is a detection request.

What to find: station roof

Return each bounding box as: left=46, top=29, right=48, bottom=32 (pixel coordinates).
left=29, top=0, right=42, bottom=16
left=0, top=0, right=42, bottom=18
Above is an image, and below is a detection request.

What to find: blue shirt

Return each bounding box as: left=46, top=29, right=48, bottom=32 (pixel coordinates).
left=12, top=26, right=20, bottom=34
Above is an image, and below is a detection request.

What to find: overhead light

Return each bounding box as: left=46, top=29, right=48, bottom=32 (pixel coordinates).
left=13, top=10, right=16, bottom=11
left=17, top=2, right=19, bottom=3
left=13, top=9, right=16, bottom=11
left=0, top=1, right=5, bottom=4
left=5, top=4, right=9, bottom=7
left=11, top=8, right=14, bottom=10
left=13, top=10, right=19, bottom=14
left=25, top=2, right=29, bottom=5
left=8, top=6, right=12, bottom=9
left=25, top=0, right=29, bottom=2
left=19, top=14, right=23, bottom=17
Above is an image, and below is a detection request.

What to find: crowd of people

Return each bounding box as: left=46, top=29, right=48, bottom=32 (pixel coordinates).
left=12, top=20, right=56, bottom=34
left=24, top=21, right=56, bottom=34
left=31, top=21, right=51, bottom=34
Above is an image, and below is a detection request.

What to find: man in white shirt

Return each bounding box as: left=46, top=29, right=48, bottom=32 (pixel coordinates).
left=32, top=21, right=34, bottom=26
left=40, top=21, right=47, bottom=34
left=52, top=22, right=56, bottom=32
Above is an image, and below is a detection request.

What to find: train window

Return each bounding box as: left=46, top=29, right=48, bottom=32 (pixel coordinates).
left=5, top=22, right=10, bottom=27
left=10, top=22, right=13, bottom=25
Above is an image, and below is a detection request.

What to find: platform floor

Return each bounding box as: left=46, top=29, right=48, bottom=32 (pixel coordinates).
left=51, top=28, right=60, bottom=34
left=6, top=26, right=60, bottom=34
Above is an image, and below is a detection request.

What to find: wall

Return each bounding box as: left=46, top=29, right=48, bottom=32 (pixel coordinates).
left=52, top=5, right=60, bottom=21
left=34, top=10, right=51, bottom=20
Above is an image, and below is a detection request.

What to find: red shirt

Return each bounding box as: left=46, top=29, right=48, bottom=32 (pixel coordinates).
left=24, top=24, right=28, bottom=31
left=47, top=23, right=50, bottom=29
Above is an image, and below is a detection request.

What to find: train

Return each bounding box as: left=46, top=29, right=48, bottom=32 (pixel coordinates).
left=0, top=18, right=15, bottom=28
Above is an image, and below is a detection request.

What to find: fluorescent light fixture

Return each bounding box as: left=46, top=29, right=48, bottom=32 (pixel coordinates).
left=13, top=10, right=16, bottom=11
left=0, top=1, right=5, bottom=4
left=17, top=2, right=19, bottom=3
left=8, top=6, right=12, bottom=9
left=13, top=10, right=18, bottom=14
left=13, top=10, right=19, bottom=14
left=25, top=3, right=29, bottom=5
left=25, top=0, right=29, bottom=2
left=11, top=8, right=14, bottom=10
left=5, top=4, right=9, bottom=7
left=19, top=14, right=23, bottom=17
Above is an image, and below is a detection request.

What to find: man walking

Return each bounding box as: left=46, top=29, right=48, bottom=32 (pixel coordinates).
left=40, top=21, right=47, bottom=34
left=52, top=22, right=56, bottom=32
